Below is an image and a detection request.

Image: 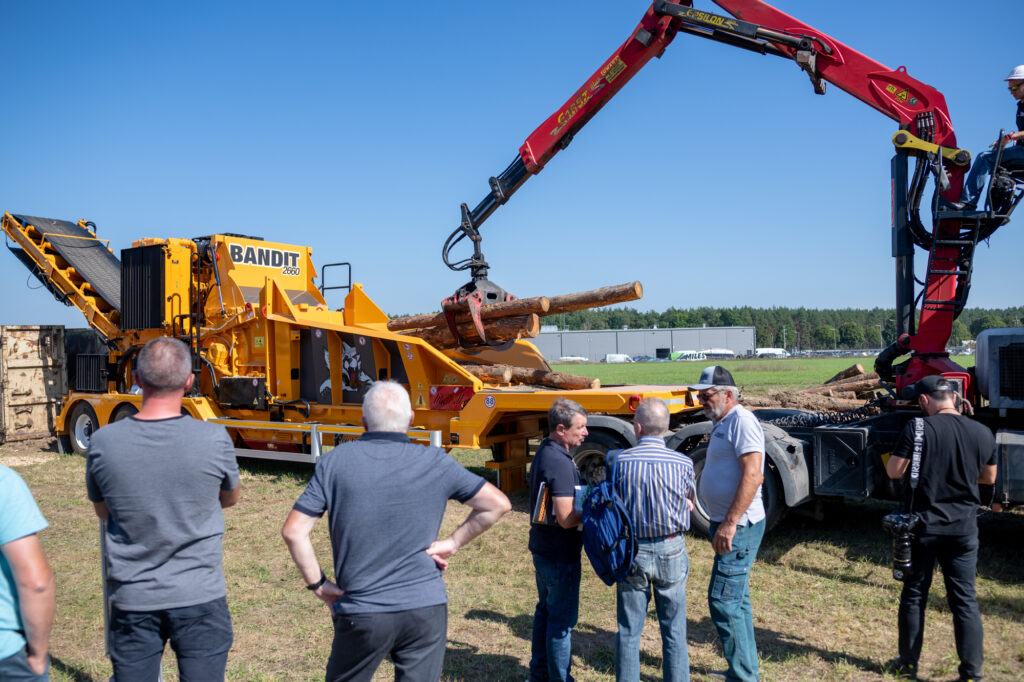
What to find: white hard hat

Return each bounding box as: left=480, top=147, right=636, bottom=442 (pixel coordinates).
left=1005, top=64, right=1024, bottom=81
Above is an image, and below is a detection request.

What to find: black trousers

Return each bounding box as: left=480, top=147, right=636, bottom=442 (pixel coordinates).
left=898, top=532, right=983, bottom=680
left=108, top=596, right=233, bottom=682
left=326, top=603, right=447, bottom=682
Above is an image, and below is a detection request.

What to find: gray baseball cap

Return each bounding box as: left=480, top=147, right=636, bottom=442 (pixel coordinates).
left=688, top=365, right=736, bottom=391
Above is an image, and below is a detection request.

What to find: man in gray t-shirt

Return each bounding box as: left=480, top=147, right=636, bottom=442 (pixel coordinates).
left=690, top=366, right=766, bottom=682
left=283, top=381, right=510, bottom=682
left=86, top=338, right=240, bottom=681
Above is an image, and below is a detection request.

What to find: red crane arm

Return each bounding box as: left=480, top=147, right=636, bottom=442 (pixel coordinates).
left=710, top=0, right=957, bottom=149
left=519, top=4, right=684, bottom=174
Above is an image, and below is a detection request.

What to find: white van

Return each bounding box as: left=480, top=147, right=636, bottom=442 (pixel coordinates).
left=603, top=353, right=634, bottom=363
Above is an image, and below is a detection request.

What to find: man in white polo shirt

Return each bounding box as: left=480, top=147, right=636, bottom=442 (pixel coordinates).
left=690, top=366, right=765, bottom=682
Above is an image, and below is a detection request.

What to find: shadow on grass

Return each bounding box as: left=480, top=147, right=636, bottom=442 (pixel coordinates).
left=443, top=639, right=527, bottom=679
left=50, top=656, right=102, bottom=682
left=688, top=616, right=888, bottom=678
left=758, top=500, right=1024, bottom=586
left=236, top=457, right=313, bottom=484
left=464, top=608, right=621, bottom=677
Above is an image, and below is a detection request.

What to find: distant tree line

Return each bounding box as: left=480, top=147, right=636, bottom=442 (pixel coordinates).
left=544, top=306, right=1024, bottom=351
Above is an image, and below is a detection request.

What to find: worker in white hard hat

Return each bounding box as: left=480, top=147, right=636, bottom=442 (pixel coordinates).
left=956, top=64, right=1024, bottom=208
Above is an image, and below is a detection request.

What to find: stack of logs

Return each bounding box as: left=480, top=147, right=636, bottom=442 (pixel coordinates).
left=386, top=282, right=645, bottom=390
left=745, top=363, right=893, bottom=413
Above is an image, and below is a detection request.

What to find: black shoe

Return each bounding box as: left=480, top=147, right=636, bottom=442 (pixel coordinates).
left=884, top=657, right=917, bottom=679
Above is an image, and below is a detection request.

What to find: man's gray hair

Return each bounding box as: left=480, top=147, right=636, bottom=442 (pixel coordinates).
left=363, top=381, right=414, bottom=432
left=719, top=385, right=740, bottom=401
left=634, top=397, right=670, bottom=436
left=135, top=337, right=193, bottom=393
left=549, top=397, right=587, bottom=430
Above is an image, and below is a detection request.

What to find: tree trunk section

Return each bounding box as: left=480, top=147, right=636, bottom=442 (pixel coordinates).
left=460, top=364, right=513, bottom=384
left=499, top=365, right=600, bottom=390
left=544, top=282, right=643, bottom=316
left=400, top=314, right=539, bottom=350
left=824, top=363, right=865, bottom=384
left=387, top=296, right=551, bottom=332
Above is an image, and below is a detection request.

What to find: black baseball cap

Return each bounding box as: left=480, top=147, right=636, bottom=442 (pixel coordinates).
left=688, top=365, right=736, bottom=391
left=914, top=374, right=955, bottom=398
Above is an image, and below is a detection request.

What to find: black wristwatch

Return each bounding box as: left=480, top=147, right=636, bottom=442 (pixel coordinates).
left=307, top=571, right=327, bottom=591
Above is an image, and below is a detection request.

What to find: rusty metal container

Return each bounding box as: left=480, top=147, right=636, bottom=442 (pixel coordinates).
left=1, top=325, right=67, bottom=443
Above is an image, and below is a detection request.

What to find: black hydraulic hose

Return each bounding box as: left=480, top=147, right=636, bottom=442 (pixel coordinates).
left=274, top=398, right=311, bottom=419
left=874, top=340, right=909, bottom=383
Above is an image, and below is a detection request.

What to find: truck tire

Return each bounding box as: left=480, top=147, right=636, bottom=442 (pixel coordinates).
left=68, top=401, right=99, bottom=456
left=111, top=403, right=139, bottom=422
left=573, top=430, right=629, bottom=486
left=686, top=444, right=785, bottom=538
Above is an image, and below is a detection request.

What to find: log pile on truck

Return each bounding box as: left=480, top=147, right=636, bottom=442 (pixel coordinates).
left=745, top=363, right=891, bottom=413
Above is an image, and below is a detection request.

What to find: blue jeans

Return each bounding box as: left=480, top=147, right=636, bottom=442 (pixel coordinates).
left=962, top=144, right=1024, bottom=206
left=529, top=554, right=581, bottom=682
left=898, top=533, right=983, bottom=680
left=0, top=647, right=49, bottom=681
left=708, top=520, right=764, bottom=682
left=616, top=535, right=690, bottom=682
left=109, top=596, right=233, bottom=681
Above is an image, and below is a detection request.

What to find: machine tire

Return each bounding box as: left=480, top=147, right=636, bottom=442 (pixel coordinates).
left=110, top=403, right=139, bottom=422
left=572, top=430, right=630, bottom=486
left=686, top=444, right=785, bottom=539
left=68, top=401, right=99, bottom=456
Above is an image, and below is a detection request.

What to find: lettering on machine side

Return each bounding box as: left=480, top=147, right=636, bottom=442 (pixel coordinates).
left=228, top=243, right=302, bottom=271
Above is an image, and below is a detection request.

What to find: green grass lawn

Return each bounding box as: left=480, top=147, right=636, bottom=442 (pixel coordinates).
left=551, top=355, right=976, bottom=394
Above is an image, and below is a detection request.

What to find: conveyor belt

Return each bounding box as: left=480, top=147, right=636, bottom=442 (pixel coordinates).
left=13, top=214, right=122, bottom=312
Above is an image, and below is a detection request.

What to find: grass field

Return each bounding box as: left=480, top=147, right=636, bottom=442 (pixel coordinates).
left=551, top=355, right=976, bottom=395
left=4, top=434, right=1021, bottom=681
left=5, top=356, right=1018, bottom=682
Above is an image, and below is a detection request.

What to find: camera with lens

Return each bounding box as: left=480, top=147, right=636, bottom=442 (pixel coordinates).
left=881, top=512, right=921, bottom=581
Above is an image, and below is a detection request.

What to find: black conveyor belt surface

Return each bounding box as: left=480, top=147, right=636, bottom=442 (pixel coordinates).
left=13, top=214, right=121, bottom=312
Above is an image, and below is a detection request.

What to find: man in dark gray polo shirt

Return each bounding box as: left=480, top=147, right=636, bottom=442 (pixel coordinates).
left=282, top=380, right=510, bottom=682
left=86, top=337, right=240, bottom=681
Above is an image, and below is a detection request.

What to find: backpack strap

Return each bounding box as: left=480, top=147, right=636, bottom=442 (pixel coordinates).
left=606, top=448, right=623, bottom=489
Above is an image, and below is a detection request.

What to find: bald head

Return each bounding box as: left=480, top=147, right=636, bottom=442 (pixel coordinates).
left=634, top=397, right=670, bottom=437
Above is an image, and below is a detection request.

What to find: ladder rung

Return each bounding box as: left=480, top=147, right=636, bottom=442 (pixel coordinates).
left=929, top=269, right=967, bottom=276
left=934, top=239, right=975, bottom=246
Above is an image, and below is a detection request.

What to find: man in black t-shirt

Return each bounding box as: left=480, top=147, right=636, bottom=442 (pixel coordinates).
left=528, top=398, right=588, bottom=682
left=885, top=375, right=997, bottom=681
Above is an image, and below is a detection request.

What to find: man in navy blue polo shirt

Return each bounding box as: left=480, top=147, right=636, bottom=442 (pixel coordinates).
left=282, top=380, right=510, bottom=681
left=528, top=398, right=588, bottom=682
left=614, top=397, right=695, bottom=682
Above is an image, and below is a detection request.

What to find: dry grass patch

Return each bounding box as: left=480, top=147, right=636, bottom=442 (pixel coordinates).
left=2, top=441, right=1021, bottom=681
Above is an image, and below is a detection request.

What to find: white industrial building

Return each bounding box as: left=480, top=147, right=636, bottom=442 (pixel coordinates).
left=531, top=326, right=756, bottom=363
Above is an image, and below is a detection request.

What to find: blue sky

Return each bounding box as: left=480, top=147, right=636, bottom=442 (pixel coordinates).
left=2, top=0, right=1021, bottom=328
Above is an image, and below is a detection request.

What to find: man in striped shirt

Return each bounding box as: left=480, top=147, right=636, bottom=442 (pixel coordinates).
left=613, top=398, right=696, bottom=682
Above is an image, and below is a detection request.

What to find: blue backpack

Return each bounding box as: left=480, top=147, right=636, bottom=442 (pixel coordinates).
left=581, top=449, right=637, bottom=585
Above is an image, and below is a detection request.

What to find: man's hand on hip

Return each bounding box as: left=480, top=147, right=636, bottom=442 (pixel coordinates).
left=426, top=538, right=458, bottom=571
left=312, top=579, right=344, bottom=608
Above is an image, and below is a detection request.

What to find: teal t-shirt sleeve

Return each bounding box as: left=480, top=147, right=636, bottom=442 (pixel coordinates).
left=0, top=466, right=48, bottom=545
